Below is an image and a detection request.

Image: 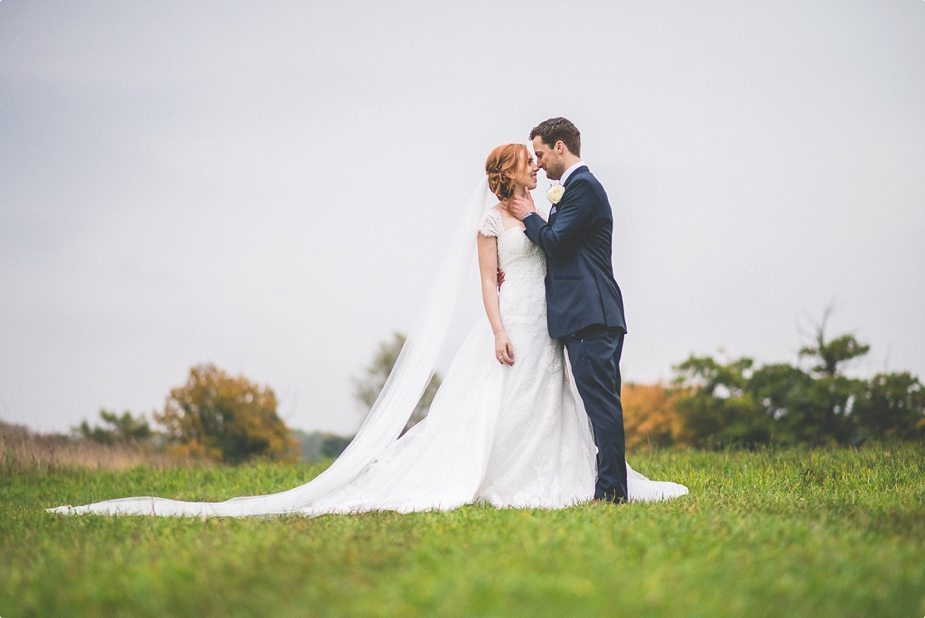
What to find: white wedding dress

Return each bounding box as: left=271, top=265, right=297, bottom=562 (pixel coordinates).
left=48, top=202, right=688, bottom=517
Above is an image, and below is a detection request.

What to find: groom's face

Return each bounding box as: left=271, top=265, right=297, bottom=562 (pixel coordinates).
left=531, top=136, right=566, bottom=181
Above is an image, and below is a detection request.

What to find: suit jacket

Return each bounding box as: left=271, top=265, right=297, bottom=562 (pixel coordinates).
left=523, top=165, right=627, bottom=339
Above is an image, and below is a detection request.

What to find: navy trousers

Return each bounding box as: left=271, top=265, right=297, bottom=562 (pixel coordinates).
left=564, top=325, right=628, bottom=502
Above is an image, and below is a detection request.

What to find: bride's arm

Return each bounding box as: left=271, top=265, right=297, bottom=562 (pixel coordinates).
left=477, top=234, right=514, bottom=365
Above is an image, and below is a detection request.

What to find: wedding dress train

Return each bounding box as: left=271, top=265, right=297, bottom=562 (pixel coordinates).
left=48, top=203, right=688, bottom=517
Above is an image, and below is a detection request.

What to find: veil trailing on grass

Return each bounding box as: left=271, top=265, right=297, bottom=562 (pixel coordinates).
left=49, top=179, right=496, bottom=516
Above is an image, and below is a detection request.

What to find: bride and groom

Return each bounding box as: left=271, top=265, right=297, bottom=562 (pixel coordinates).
left=49, top=117, right=687, bottom=517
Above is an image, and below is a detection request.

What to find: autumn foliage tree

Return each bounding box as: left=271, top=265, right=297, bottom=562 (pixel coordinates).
left=154, top=364, right=298, bottom=464
left=622, top=383, right=681, bottom=450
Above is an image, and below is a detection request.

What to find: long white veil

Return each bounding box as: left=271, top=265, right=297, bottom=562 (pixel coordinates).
left=49, top=179, right=496, bottom=516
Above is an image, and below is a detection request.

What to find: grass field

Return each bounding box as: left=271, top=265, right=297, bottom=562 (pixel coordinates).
left=2, top=446, right=923, bottom=616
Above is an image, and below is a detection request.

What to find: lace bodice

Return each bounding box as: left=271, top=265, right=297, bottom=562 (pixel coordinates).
left=478, top=208, right=547, bottom=327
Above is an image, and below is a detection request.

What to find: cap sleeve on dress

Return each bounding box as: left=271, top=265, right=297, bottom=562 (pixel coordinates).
left=478, top=209, right=502, bottom=238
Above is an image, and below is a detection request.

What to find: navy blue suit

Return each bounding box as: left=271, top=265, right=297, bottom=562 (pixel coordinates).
left=523, top=165, right=629, bottom=502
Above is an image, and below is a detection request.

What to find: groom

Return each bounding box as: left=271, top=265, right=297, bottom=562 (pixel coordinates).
left=509, top=117, right=629, bottom=503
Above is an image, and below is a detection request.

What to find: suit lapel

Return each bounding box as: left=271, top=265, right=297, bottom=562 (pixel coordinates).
left=551, top=165, right=587, bottom=220
left=562, top=165, right=588, bottom=189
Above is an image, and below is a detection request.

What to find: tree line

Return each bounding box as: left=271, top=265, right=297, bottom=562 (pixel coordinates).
left=77, top=333, right=440, bottom=464
left=76, top=313, right=923, bottom=464
left=625, top=315, right=924, bottom=449
left=76, top=364, right=299, bottom=464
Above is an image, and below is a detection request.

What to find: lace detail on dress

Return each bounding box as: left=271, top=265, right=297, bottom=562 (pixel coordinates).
left=478, top=208, right=503, bottom=238
left=496, top=227, right=547, bottom=327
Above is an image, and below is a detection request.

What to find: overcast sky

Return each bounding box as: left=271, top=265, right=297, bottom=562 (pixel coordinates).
left=1, top=1, right=923, bottom=436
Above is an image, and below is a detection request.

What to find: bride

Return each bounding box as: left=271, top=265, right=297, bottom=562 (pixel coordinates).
left=49, top=144, right=688, bottom=517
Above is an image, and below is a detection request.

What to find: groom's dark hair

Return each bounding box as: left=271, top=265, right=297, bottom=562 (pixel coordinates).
left=530, top=117, right=581, bottom=157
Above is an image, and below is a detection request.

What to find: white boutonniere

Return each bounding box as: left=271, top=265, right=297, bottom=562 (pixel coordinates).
left=546, top=183, right=564, bottom=205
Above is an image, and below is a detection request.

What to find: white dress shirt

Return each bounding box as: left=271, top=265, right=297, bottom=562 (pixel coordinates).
left=559, top=160, right=586, bottom=186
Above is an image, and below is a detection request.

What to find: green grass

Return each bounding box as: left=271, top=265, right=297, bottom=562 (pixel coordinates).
left=2, top=446, right=924, bottom=617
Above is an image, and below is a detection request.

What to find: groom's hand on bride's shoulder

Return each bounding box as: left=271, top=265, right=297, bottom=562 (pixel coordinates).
left=509, top=187, right=536, bottom=221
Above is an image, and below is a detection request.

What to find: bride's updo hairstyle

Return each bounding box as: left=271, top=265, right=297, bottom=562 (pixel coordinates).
left=485, top=143, right=528, bottom=201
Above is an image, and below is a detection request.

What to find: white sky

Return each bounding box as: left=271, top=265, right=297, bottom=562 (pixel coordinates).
left=1, top=1, right=923, bottom=435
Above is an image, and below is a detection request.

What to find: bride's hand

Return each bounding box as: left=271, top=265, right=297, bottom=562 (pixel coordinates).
left=494, top=332, right=515, bottom=366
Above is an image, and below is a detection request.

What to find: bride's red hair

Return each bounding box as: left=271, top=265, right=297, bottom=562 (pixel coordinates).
left=485, top=144, right=528, bottom=200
